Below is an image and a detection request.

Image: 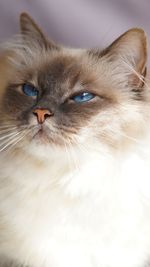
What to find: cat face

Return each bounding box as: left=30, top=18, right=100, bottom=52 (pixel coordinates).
left=0, top=13, right=148, bottom=155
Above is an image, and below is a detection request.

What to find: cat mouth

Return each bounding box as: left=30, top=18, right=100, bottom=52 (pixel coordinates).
left=32, top=125, right=50, bottom=143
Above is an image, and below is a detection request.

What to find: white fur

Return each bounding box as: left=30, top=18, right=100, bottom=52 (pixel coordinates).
left=1, top=134, right=150, bottom=267
left=0, top=26, right=150, bottom=267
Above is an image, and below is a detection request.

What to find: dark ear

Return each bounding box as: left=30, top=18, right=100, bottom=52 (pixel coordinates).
left=20, top=13, right=58, bottom=50
left=91, top=28, right=148, bottom=89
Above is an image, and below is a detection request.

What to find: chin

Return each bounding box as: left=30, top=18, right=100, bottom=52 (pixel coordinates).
left=22, top=135, right=66, bottom=162
left=32, top=130, right=51, bottom=145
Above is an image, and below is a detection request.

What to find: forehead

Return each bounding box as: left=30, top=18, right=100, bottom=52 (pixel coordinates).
left=26, top=51, right=99, bottom=94
left=37, top=55, right=81, bottom=87
left=15, top=49, right=120, bottom=101
left=18, top=50, right=121, bottom=104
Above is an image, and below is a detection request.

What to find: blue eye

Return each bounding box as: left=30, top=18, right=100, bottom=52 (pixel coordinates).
left=72, top=92, right=95, bottom=103
left=22, top=84, right=38, bottom=97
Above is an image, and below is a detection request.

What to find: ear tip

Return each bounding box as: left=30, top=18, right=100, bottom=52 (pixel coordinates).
left=126, top=27, right=147, bottom=39
left=20, top=12, right=30, bottom=18
left=20, top=12, right=32, bottom=24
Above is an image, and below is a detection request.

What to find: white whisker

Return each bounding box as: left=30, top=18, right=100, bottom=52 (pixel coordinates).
left=0, top=127, right=34, bottom=153
left=0, top=131, right=26, bottom=151
left=0, top=130, right=22, bottom=141
left=3, top=129, right=31, bottom=153
left=0, top=126, right=18, bottom=131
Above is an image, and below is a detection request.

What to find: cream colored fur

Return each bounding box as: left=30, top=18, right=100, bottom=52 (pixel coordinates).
left=1, top=14, right=150, bottom=267
left=1, top=112, right=150, bottom=267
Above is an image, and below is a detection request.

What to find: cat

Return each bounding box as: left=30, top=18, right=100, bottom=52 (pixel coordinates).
left=0, top=12, right=150, bottom=267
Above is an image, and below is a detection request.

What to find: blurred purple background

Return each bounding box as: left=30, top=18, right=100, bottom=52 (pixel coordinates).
left=0, top=0, right=150, bottom=51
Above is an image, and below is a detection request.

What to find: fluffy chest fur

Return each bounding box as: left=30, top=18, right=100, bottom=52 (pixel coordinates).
left=0, top=12, right=150, bottom=267
left=1, top=147, right=150, bottom=267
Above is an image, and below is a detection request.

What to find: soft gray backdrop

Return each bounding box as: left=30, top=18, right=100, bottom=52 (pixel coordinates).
left=0, top=0, right=150, bottom=51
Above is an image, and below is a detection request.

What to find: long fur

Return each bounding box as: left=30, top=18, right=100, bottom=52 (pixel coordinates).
left=0, top=14, right=150, bottom=267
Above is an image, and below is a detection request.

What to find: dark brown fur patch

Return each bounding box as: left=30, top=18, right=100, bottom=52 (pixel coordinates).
left=0, top=15, right=148, bottom=150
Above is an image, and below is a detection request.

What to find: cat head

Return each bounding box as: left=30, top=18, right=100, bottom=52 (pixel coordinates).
left=0, top=13, right=148, bottom=158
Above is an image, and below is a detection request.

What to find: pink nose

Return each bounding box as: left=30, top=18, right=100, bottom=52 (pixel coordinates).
left=33, top=108, right=52, bottom=124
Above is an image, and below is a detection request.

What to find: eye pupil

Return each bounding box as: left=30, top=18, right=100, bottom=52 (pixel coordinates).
left=72, top=92, right=95, bottom=103
left=22, top=84, right=38, bottom=97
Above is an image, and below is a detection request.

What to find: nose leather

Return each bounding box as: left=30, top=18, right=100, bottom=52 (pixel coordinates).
left=33, top=108, right=52, bottom=123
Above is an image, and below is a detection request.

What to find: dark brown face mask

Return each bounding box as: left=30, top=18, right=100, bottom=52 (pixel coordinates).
left=0, top=13, right=148, bottom=152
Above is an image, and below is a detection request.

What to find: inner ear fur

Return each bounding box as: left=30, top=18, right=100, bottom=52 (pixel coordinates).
left=89, top=28, right=148, bottom=89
